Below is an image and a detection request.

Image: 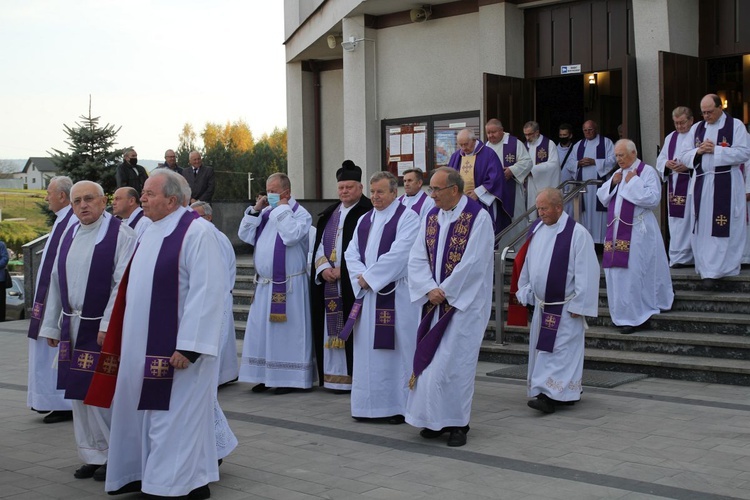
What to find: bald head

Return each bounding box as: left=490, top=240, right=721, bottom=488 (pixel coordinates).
left=112, top=186, right=140, bottom=219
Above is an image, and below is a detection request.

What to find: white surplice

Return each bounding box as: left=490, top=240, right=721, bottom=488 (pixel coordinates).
left=399, top=190, right=435, bottom=220
left=209, top=223, right=239, bottom=386
left=679, top=114, right=750, bottom=278
left=314, top=203, right=356, bottom=390
left=28, top=204, right=77, bottom=412
left=656, top=130, right=695, bottom=266
left=744, top=169, right=750, bottom=264
left=106, top=207, right=226, bottom=497
left=123, top=206, right=152, bottom=240
left=487, top=135, right=533, bottom=243
left=559, top=143, right=577, bottom=215
left=405, top=196, right=494, bottom=430
left=345, top=202, right=420, bottom=418
left=525, top=135, right=561, bottom=220
left=564, top=136, right=616, bottom=243
left=597, top=161, right=674, bottom=326
left=238, top=198, right=314, bottom=388
left=516, top=212, right=599, bottom=402
left=39, top=213, right=136, bottom=464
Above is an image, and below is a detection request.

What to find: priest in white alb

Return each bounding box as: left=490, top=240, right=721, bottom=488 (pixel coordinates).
left=399, top=167, right=434, bottom=219
left=406, top=167, right=494, bottom=447
left=39, top=180, right=136, bottom=480
left=87, top=169, right=227, bottom=499
left=344, top=171, right=420, bottom=423
left=679, top=94, right=750, bottom=279
left=27, top=176, right=76, bottom=425
left=513, top=188, right=598, bottom=414
left=597, top=140, right=673, bottom=334
left=523, top=121, right=560, bottom=221
left=656, top=106, right=695, bottom=267
left=239, top=172, right=314, bottom=394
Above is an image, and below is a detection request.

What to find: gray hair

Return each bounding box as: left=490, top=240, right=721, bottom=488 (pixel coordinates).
left=537, top=187, right=563, bottom=208
left=369, top=171, right=398, bottom=193
left=486, top=118, right=503, bottom=129
left=457, top=128, right=476, bottom=142
left=148, top=168, right=185, bottom=202
left=268, top=172, right=291, bottom=192
left=672, top=106, right=693, bottom=120
left=523, top=121, right=540, bottom=132
left=615, top=139, right=638, bottom=155
left=431, top=166, right=464, bottom=193
left=191, top=201, right=212, bottom=216
left=49, top=176, right=73, bottom=197
left=71, top=180, right=104, bottom=198
left=123, top=148, right=135, bottom=159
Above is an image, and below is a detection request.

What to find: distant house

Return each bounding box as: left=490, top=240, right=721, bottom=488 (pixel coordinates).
left=21, top=157, right=58, bottom=189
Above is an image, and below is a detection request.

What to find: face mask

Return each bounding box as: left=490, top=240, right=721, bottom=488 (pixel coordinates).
left=129, top=157, right=138, bottom=166
left=267, top=193, right=280, bottom=208
left=558, top=137, right=571, bottom=146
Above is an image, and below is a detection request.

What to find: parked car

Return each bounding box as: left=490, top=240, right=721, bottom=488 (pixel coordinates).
left=6, top=275, right=25, bottom=321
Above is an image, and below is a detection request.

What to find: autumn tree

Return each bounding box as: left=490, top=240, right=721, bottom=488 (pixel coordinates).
left=176, top=123, right=198, bottom=167
left=49, top=102, right=124, bottom=194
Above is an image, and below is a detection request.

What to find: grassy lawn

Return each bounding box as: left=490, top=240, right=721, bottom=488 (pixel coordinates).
left=0, top=189, right=51, bottom=256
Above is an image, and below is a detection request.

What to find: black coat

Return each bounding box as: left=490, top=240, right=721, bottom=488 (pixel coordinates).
left=310, top=196, right=372, bottom=386
left=115, top=162, right=149, bottom=193
left=182, top=165, right=216, bottom=202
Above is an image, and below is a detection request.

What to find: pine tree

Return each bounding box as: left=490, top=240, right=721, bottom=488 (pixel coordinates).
left=48, top=98, right=124, bottom=195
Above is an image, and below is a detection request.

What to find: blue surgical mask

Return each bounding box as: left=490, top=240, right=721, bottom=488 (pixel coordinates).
left=267, top=193, right=280, bottom=208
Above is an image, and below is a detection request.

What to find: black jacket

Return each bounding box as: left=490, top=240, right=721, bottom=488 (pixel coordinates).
left=115, top=162, right=149, bottom=193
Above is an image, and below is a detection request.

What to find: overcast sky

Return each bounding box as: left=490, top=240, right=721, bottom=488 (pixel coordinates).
left=0, top=0, right=287, bottom=161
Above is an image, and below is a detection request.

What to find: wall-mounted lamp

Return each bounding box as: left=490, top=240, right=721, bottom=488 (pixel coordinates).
left=588, top=73, right=597, bottom=85
left=326, top=34, right=341, bottom=49
left=341, top=36, right=365, bottom=51
left=723, top=99, right=728, bottom=109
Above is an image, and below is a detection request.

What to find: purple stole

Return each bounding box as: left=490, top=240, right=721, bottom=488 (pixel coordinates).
left=28, top=208, right=74, bottom=339
left=524, top=216, right=577, bottom=352
left=693, top=116, right=735, bottom=237
left=602, top=161, right=646, bottom=268
left=576, top=138, right=608, bottom=212
left=138, top=210, right=195, bottom=410
left=409, top=199, right=482, bottom=389
left=56, top=216, right=121, bottom=400
left=322, top=206, right=344, bottom=348
left=666, top=132, right=689, bottom=218
left=256, top=202, right=300, bottom=322
left=399, top=192, right=427, bottom=215
left=501, top=135, right=519, bottom=216
left=128, top=209, right=144, bottom=229
left=528, top=136, right=551, bottom=165
left=338, top=204, right=406, bottom=349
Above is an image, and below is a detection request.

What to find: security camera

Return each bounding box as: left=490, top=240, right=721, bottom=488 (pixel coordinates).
left=410, top=6, right=432, bottom=23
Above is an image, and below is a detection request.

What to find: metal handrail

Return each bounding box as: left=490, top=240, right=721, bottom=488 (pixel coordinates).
left=493, top=179, right=603, bottom=344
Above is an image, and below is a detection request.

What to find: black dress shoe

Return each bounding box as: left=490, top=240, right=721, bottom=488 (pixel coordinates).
left=108, top=480, right=142, bottom=495
left=30, top=407, right=49, bottom=414
left=447, top=428, right=467, bottom=447
left=188, top=484, right=211, bottom=499
left=388, top=414, right=405, bottom=425
left=74, top=463, right=99, bottom=479
left=44, top=410, right=73, bottom=424
left=93, top=463, right=107, bottom=481
left=218, top=458, right=223, bottom=466
left=331, top=389, right=350, bottom=395
left=527, top=394, right=555, bottom=414
left=218, top=377, right=238, bottom=389
left=251, top=383, right=269, bottom=393
left=419, top=428, right=446, bottom=439
left=273, top=387, right=295, bottom=395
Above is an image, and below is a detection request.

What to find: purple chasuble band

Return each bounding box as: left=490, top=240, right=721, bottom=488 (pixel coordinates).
left=576, top=138, right=608, bottom=212
left=28, top=209, right=74, bottom=340
left=256, top=202, right=301, bottom=322
left=666, top=132, right=690, bottom=219
left=602, top=161, right=646, bottom=268
left=501, top=135, right=519, bottom=218
left=399, top=192, right=427, bottom=215
left=57, top=216, right=122, bottom=400
left=693, top=116, right=735, bottom=237
left=138, top=210, right=195, bottom=411
left=410, top=199, right=482, bottom=389
left=322, top=207, right=344, bottom=346
left=528, top=136, right=551, bottom=165
left=338, top=203, right=406, bottom=349
left=128, top=210, right=145, bottom=229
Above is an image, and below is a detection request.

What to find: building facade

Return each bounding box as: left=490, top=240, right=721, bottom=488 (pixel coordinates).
left=284, top=0, right=748, bottom=200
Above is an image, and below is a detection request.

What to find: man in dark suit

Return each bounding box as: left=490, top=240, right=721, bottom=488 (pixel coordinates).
left=115, top=149, right=149, bottom=193
left=182, top=151, right=216, bottom=203
left=310, top=160, right=372, bottom=392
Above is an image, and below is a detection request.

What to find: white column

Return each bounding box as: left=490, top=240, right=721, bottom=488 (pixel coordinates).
left=285, top=61, right=316, bottom=199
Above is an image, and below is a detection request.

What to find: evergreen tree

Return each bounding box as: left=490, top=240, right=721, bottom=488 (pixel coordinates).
left=49, top=101, right=124, bottom=195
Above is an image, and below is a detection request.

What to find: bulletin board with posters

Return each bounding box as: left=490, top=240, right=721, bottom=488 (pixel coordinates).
left=381, top=111, right=480, bottom=181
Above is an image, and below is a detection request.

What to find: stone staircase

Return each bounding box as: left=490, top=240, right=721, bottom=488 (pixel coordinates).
left=481, top=267, right=750, bottom=385
left=231, top=253, right=750, bottom=385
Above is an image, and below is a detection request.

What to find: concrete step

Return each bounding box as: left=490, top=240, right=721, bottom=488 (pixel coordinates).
left=234, top=275, right=255, bottom=291
left=233, top=304, right=250, bottom=323
left=479, top=341, right=750, bottom=385
left=232, top=289, right=254, bottom=306
left=502, top=326, right=750, bottom=360
left=589, top=307, right=750, bottom=335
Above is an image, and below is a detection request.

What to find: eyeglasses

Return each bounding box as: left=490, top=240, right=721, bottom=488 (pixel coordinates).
left=427, top=184, right=456, bottom=195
